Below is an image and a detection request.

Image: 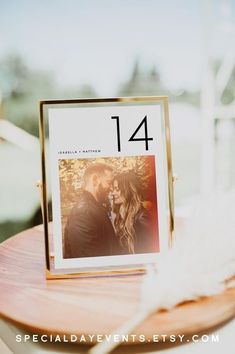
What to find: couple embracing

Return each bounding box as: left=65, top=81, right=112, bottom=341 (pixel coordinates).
left=64, top=163, right=157, bottom=259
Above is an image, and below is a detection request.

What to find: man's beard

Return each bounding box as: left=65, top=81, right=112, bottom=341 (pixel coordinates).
left=97, top=184, right=108, bottom=205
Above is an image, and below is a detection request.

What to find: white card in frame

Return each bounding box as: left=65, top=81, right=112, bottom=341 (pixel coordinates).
left=39, top=96, right=174, bottom=279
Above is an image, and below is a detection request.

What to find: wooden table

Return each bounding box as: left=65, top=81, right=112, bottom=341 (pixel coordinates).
left=1, top=224, right=235, bottom=354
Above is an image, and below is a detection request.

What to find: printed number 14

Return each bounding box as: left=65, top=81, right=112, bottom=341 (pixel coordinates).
left=111, top=115, right=153, bottom=152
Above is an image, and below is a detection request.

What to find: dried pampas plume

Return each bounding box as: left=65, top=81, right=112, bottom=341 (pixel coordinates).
left=144, top=190, right=235, bottom=312
left=89, top=191, right=235, bottom=354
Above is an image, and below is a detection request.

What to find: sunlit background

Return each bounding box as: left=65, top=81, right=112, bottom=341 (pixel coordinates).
left=0, top=0, right=235, bottom=241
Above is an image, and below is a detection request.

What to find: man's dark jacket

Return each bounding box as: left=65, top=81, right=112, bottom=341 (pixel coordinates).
left=64, top=190, right=119, bottom=258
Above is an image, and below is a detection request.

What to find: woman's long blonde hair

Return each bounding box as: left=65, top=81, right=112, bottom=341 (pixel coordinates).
left=113, top=172, right=142, bottom=253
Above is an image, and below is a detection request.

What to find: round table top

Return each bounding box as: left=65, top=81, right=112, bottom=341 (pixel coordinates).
left=0, top=224, right=235, bottom=347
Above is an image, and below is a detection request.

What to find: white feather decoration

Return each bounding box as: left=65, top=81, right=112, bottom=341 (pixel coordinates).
left=89, top=191, right=235, bottom=354
left=146, top=190, right=235, bottom=311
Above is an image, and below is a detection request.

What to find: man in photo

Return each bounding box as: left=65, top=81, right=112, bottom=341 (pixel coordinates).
left=63, top=163, right=119, bottom=258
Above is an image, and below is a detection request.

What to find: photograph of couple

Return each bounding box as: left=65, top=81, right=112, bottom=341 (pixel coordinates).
left=59, top=156, right=159, bottom=259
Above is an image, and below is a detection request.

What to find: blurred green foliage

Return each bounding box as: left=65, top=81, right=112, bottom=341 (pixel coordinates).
left=213, top=60, right=235, bottom=105
left=118, top=59, right=200, bottom=106
left=0, top=54, right=56, bottom=136
left=0, top=53, right=97, bottom=137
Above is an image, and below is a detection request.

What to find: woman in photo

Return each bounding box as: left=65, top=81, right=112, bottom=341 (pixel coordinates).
left=111, top=171, right=156, bottom=254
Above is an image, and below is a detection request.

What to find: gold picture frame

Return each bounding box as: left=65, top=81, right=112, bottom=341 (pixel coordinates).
left=39, top=96, right=174, bottom=279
